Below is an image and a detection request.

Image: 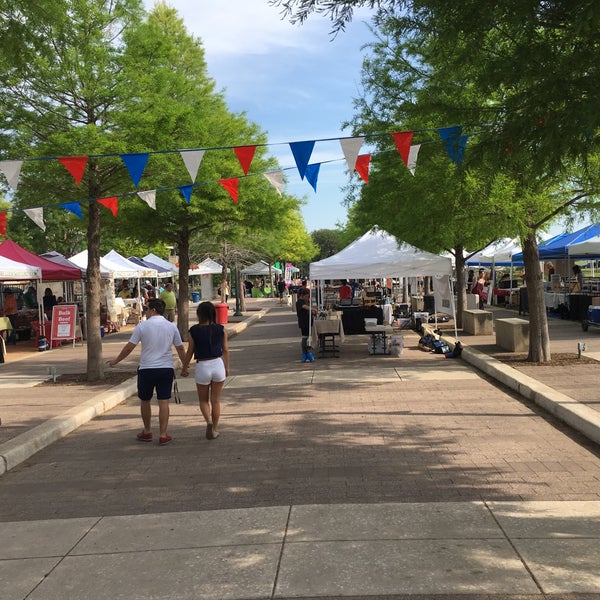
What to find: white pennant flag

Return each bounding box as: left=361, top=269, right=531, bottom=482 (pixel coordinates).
left=0, top=160, right=24, bottom=191
left=339, top=137, right=364, bottom=171
left=407, top=144, right=421, bottom=176
left=180, top=150, right=205, bottom=182
left=24, top=207, right=46, bottom=231
left=263, top=170, right=284, bottom=195
left=137, top=190, right=156, bottom=210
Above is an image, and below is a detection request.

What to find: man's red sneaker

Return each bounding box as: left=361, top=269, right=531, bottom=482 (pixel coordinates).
left=159, top=435, right=172, bottom=446
left=136, top=431, right=153, bottom=442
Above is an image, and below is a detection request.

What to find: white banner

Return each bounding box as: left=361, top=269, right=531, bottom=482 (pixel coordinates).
left=432, top=274, right=454, bottom=317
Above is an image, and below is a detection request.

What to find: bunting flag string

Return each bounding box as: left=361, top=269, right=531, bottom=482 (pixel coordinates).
left=218, top=178, right=239, bottom=203
left=120, top=152, right=149, bottom=187
left=263, top=170, right=284, bottom=195
left=0, top=160, right=23, bottom=192
left=98, top=196, right=118, bottom=217
left=437, top=126, right=468, bottom=167
left=392, top=131, right=414, bottom=166
left=61, top=202, right=83, bottom=219
left=24, top=208, right=46, bottom=231
left=340, top=137, right=364, bottom=172
left=137, top=189, right=156, bottom=210
left=180, top=150, right=205, bottom=182
left=234, top=145, right=257, bottom=176
left=178, top=185, right=194, bottom=204
left=58, top=156, right=88, bottom=185
left=289, top=141, right=315, bottom=180
left=305, top=164, right=321, bottom=192
left=355, top=154, right=371, bottom=183
left=407, top=144, right=421, bottom=176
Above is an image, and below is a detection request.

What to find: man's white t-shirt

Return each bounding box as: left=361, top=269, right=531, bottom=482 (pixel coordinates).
left=129, top=315, right=183, bottom=369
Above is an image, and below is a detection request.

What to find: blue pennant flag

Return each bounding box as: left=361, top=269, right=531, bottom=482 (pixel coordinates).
left=305, top=163, right=321, bottom=192
left=178, top=184, right=193, bottom=204
left=289, top=140, right=315, bottom=180
left=437, top=126, right=468, bottom=167
left=121, top=153, right=149, bottom=187
left=61, top=202, right=82, bottom=219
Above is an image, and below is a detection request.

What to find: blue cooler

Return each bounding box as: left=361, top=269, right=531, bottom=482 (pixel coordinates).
left=588, top=306, right=600, bottom=323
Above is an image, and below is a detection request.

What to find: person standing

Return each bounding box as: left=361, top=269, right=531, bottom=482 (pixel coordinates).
left=470, top=269, right=488, bottom=310
left=23, top=286, right=38, bottom=309
left=159, top=282, right=177, bottom=322
left=107, top=298, right=187, bottom=446
left=277, top=275, right=287, bottom=304
left=338, top=279, right=353, bottom=302
left=42, top=287, right=58, bottom=320
left=181, top=302, right=229, bottom=440
left=2, top=289, right=18, bottom=345
left=296, top=287, right=317, bottom=362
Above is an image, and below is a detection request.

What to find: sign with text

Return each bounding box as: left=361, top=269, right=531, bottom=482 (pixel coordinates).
left=51, top=304, right=77, bottom=341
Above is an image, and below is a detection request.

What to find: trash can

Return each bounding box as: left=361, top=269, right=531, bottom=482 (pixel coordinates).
left=214, top=302, right=229, bottom=325
left=191, top=291, right=200, bottom=303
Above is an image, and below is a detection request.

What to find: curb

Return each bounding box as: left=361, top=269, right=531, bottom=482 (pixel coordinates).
left=459, top=344, right=600, bottom=446
left=0, top=308, right=271, bottom=477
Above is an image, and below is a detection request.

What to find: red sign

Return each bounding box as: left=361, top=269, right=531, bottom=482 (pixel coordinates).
left=51, top=305, right=77, bottom=340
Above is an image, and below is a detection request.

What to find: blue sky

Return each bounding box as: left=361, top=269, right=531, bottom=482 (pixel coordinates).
left=141, top=0, right=375, bottom=232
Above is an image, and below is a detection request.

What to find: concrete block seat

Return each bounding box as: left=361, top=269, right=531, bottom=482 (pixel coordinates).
left=495, top=317, right=529, bottom=352
left=462, top=309, right=493, bottom=335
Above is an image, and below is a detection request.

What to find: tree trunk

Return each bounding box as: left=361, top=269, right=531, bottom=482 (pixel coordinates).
left=86, top=200, right=104, bottom=381
left=523, top=233, right=551, bottom=362
left=177, top=229, right=190, bottom=341
left=454, top=244, right=466, bottom=330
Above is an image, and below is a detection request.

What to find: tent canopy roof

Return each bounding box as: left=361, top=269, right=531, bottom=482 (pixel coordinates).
left=309, top=227, right=452, bottom=280
left=128, top=256, right=174, bottom=277
left=70, top=250, right=140, bottom=279
left=144, top=253, right=177, bottom=274
left=189, top=258, right=223, bottom=276
left=0, top=255, right=42, bottom=281
left=0, top=239, right=81, bottom=280
left=466, top=238, right=522, bottom=267
left=241, top=260, right=282, bottom=276
left=567, top=234, right=600, bottom=257
left=513, top=223, right=600, bottom=261
left=104, top=250, right=157, bottom=278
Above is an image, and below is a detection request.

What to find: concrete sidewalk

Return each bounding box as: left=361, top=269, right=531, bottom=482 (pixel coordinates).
left=1, top=300, right=600, bottom=599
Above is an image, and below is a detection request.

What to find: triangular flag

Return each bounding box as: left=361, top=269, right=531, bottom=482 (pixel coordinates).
left=61, top=202, right=82, bottom=219
left=180, top=150, right=205, bottom=182
left=137, top=190, right=156, bottom=210
left=340, top=137, right=364, bottom=171
left=24, top=208, right=46, bottom=231
left=438, top=126, right=468, bottom=166
left=355, top=154, right=371, bottom=183
left=391, top=131, right=414, bottom=166
left=263, top=170, right=284, bottom=195
left=305, top=163, right=321, bottom=192
left=178, top=185, right=194, bottom=204
left=0, top=212, right=6, bottom=236
left=0, top=160, right=23, bottom=191
left=218, top=178, right=239, bottom=203
left=407, top=144, right=421, bottom=176
left=289, top=140, right=315, bottom=180
left=234, top=145, right=257, bottom=175
left=120, top=152, right=149, bottom=187
left=98, top=196, right=118, bottom=217
left=58, top=156, right=88, bottom=185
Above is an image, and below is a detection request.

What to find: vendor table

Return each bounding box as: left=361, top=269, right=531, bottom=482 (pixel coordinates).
left=312, top=318, right=345, bottom=358
left=365, top=324, right=394, bottom=355
left=544, top=291, right=568, bottom=311
left=336, top=305, right=383, bottom=335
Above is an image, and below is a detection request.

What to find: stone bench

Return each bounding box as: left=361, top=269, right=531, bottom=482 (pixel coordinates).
left=495, top=317, right=529, bottom=352
left=462, top=309, right=493, bottom=335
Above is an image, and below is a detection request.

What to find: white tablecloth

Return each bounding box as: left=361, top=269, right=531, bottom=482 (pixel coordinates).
left=544, top=291, right=568, bottom=310
left=312, top=318, right=345, bottom=347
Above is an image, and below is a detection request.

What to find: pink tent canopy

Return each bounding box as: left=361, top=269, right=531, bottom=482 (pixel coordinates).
left=0, top=239, right=81, bottom=281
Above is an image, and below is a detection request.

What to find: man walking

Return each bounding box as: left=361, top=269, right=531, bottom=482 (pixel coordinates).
left=159, top=282, right=177, bottom=322
left=107, top=298, right=187, bottom=445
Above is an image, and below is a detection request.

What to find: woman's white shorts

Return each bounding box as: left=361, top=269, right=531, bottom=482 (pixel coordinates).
left=194, top=357, right=226, bottom=385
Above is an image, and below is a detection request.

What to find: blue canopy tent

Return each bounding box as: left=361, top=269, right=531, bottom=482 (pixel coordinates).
left=512, top=224, right=600, bottom=261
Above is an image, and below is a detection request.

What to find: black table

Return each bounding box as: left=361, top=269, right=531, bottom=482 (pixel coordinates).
left=335, top=305, right=383, bottom=335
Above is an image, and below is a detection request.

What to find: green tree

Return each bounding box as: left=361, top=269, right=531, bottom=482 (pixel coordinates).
left=311, top=228, right=343, bottom=261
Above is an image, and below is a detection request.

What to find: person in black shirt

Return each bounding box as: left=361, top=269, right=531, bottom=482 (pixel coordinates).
left=296, top=287, right=317, bottom=362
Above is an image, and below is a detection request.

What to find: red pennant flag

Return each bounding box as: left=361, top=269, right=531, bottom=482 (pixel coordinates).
left=391, top=132, right=414, bottom=166
left=98, top=196, right=118, bottom=217
left=218, top=178, right=239, bottom=203
left=0, top=212, right=6, bottom=236
left=355, top=154, right=371, bottom=184
left=58, top=156, right=88, bottom=185
left=234, top=146, right=257, bottom=175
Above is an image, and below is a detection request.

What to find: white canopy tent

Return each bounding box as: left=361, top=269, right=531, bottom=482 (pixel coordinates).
left=69, top=250, right=140, bottom=279
left=104, top=250, right=157, bottom=279
left=144, top=253, right=177, bottom=275
left=0, top=256, right=42, bottom=281
left=241, top=260, right=282, bottom=276
left=568, top=234, right=600, bottom=257
left=189, top=257, right=223, bottom=276
left=309, top=228, right=452, bottom=279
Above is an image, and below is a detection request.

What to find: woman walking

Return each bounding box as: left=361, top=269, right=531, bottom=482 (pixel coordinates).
left=181, top=302, right=229, bottom=440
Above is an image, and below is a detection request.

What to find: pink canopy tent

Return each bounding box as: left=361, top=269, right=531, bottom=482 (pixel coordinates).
left=0, top=239, right=81, bottom=281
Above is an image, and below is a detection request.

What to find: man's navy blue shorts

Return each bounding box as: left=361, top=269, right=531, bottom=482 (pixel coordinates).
left=137, top=367, right=175, bottom=401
